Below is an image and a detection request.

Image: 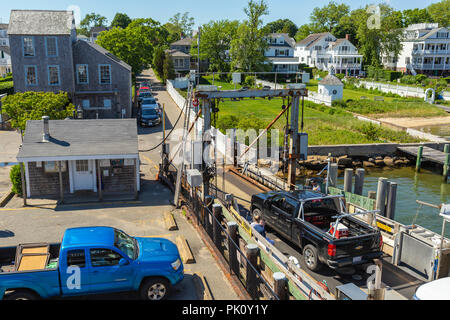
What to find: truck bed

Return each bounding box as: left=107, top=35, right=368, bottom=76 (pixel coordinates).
left=0, top=244, right=61, bottom=274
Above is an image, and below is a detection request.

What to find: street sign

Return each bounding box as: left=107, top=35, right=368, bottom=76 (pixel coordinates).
left=232, top=73, right=241, bottom=84
left=192, top=98, right=199, bottom=107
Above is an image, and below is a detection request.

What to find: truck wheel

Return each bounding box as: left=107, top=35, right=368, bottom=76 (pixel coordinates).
left=303, top=245, right=321, bottom=272
left=252, top=208, right=262, bottom=218
left=4, top=291, right=39, bottom=300
left=140, top=278, right=171, bottom=301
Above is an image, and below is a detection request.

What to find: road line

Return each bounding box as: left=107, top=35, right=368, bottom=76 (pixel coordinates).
left=141, top=154, right=160, bottom=170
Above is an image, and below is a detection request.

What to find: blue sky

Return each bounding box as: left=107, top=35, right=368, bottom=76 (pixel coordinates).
left=0, top=0, right=443, bottom=27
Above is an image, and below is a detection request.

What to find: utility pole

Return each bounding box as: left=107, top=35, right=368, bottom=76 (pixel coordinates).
left=197, top=27, right=201, bottom=86
left=287, top=93, right=301, bottom=190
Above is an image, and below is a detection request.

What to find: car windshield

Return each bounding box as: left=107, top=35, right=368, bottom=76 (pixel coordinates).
left=114, top=229, right=138, bottom=260
left=142, top=98, right=156, bottom=105
left=142, top=109, right=157, bottom=116
left=139, top=92, right=152, bottom=98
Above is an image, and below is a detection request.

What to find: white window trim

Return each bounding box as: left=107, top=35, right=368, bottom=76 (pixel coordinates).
left=45, top=37, right=58, bottom=57
left=76, top=64, right=89, bottom=84
left=48, top=65, right=61, bottom=86
left=24, top=65, right=38, bottom=86
left=98, top=64, right=112, bottom=85
left=22, top=36, right=35, bottom=57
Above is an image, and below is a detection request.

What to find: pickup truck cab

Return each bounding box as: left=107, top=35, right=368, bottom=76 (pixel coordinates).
left=0, top=227, right=184, bottom=300
left=251, top=190, right=383, bottom=271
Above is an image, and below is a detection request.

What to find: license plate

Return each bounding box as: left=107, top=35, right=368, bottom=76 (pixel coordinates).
left=353, top=256, right=362, bottom=263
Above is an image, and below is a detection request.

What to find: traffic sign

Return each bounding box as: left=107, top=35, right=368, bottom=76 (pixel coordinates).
left=193, top=98, right=199, bottom=107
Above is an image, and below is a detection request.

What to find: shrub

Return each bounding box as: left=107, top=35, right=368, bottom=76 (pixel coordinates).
left=360, top=123, right=381, bottom=141
left=216, top=115, right=239, bottom=133
left=10, top=165, right=22, bottom=196
left=384, top=70, right=402, bottom=82
left=332, top=99, right=347, bottom=109
left=444, top=76, right=450, bottom=84
left=400, top=75, right=416, bottom=85
left=335, top=73, right=345, bottom=80
left=244, top=75, right=256, bottom=87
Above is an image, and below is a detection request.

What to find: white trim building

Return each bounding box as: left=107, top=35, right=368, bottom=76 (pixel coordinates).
left=295, top=32, right=363, bottom=76
left=265, top=33, right=300, bottom=73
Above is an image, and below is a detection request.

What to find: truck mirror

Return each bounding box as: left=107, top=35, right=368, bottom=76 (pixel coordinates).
left=119, top=258, right=129, bottom=266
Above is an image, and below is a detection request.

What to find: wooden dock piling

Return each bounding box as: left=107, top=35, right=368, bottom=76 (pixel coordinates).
left=376, top=178, right=388, bottom=217
left=354, top=168, right=365, bottom=196
left=416, top=146, right=424, bottom=172
left=344, top=169, right=353, bottom=193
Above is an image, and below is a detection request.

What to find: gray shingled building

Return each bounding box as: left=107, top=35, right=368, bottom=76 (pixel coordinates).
left=17, top=117, right=140, bottom=201
left=8, top=10, right=132, bottom=119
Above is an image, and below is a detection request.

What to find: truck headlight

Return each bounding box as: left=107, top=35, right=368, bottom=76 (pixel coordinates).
left=171, top=258, right=181, bottom=271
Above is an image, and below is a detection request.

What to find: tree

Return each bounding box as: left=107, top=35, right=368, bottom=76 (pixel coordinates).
left=79, top=12, right=108, bottom=36
left=163, top=22, right=182, bottom=44
left=169, top=12, right=195, bottom=38
left=2, top=92, right=75, bottom=131
left=402, top=8, right=433, bottom=27
left=230, top=0, right=269, bottom=72
left=310, top=1, right=350, bottom=32
left=191, top=20, right=239, bottom=73
left=152, top=46, right=167, bottom=79
left=111, top=13, right=132, bottom=29
left=265, top=19, right=298, bottom=37
left=163, top=53, right=175, bottom=82
left=295, top=24, right=316, bottom=41
left=427, top=0, right=450, bottom=27
left=97, top=24, right=154, bottom=80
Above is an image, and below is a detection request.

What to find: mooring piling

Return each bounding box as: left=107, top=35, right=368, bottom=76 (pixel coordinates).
left=344, top=168, right=353, bottom=193
left=354, top=168, right=365, bottom=196
left=376, top=178, right=388, bottom=217
left=416, top=146, right=424, bottom=172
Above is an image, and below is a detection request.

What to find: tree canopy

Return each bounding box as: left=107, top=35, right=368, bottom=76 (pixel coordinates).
left=427, top=0, right=449, bottom=27
left=111, top=13, right=132, bottom=29
left=168, top=12, right=195, bottom=38
left=79, top=12, right=108, bottom=36
left=310, top=1, right=350, bottom=32
left=265, top=19, right=298, bottom=38
left=2, top=92, right=75, bottom=131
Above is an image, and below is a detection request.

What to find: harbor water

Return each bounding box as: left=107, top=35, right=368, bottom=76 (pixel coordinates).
left=336, top=167, right=449, bottom=238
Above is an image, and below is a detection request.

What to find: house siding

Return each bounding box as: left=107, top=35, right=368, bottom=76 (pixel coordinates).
left=27, top=161, right=70, bottom=197
left=100, top=162, right=135, bottom=193
left=9, top=35, right=75, bottom=94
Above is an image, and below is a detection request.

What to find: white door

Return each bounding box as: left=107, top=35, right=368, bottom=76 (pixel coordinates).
left=73, top=160, right=95, bottom=191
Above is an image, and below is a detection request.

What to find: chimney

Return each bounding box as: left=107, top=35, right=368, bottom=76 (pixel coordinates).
left=42, top=116, right=50, bottom=142
left=345, top=34, right=350, bottom=41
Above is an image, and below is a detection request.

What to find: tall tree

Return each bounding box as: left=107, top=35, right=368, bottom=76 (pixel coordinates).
left=295, top=24, right=316, bottom=41
left=111, top=13, right=132, bottom=29
left=265, top=19, right=298, bottom=38
left=230, top=0, right=270, bottom=72
left=152, top=46, right=166, bottom=79
left=79, top=12, right=108, bottom=36
left=163, top=52, right=175, bottom=82
left=191, top=20, right=239, bottom=73
left=427, top=0, right=450, bottom=27
left=310, top=1, right=350, bottom=32
left=169, top=12, right=195, bottom=38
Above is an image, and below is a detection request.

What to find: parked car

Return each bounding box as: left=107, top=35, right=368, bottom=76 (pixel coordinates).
left=0, top=227, right=184, bottom=300
left=137, top=87, right=152, bottom=102
left=251, top=190, right=383, bottom=271
left=141, top=97, right=161, bottom=114
left=413, top=277, right=450, bottom=300
left=140, top=107, right=161, bottom=127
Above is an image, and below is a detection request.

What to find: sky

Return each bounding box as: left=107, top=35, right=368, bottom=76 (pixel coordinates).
left=0, top=0, right=443, bottom=28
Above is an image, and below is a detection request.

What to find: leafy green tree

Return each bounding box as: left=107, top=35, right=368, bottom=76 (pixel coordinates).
left=152, top=46, right=167, bottom=79
left=2, top=92, right=75, bottom=131
left=310, top=1, right=350, bottom=32
left=128, top=18, right=169, bottom=47
left=191, top=20, right=239, bottom=73
left=230, top=0, right=269, bottom=72
left=10, top=165, right=22, bottom=196
left=427, top=0, right=449, bottom=27
left=163, top=53, right=175, bottom=82
left=163, top=22, right=182, bottom=44
left=169, top=12, right=195, bottom=38
left=79, top=12, right=108, bottom=36
left=402, top=8, right=433, bottom=27
left=97, top=23, right=154, bottom=80
left=295, top=24, right=316, bottom=41
left=265, top=19, right=298, bottom=37
left=111, top=13, right=132, bottom=29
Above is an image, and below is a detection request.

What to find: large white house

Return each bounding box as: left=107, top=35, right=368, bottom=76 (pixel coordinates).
left=294, top=32, right=363, bottom=76
left=0, top=23, right=11, bottom=76
left=382, top=23, right=450, bottom=76
left=265, top=33, right=299, bottom=73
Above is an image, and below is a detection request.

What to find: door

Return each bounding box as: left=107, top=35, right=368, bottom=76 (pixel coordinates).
left=271, top=196, right=296, bottom=239
left=60, top=249, right=91, bottom=296
left=73, top=160, right=95, bottom=191
left=88, top=248, right=135, bottom=293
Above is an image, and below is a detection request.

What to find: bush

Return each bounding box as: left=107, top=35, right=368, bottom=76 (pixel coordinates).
left=335, top=73, right=345, bottom=80
left=384, top=70, right=402, bottom=82
left=360, top=123, right=381, bottom=141
left=332, top=99, right=347, bottom=109
left=400, top=75, right=416, bottom=85
left=244, top=75, right=256, bottom=87
left=0, top=75, right=13, bottom=83
left=10, top=165, right=22, bottom=196
left=415, top=74, right=427, bottom=84
left=444, top=77, right=450, bottom=84
left=216, top=115, right=239, bottom=133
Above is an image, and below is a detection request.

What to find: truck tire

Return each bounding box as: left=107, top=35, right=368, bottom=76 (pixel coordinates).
left=140, top=278, right=171, bottom=301
left=252, top=208, right=262, bottom=218
left=4, top=291, right=39, bottom=300
left=303, top=245, right=322, bottom=272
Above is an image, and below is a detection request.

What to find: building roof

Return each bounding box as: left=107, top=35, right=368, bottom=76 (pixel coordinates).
left=171, top=38, right=193, bottom=46
left=17, top=119, right=138, bottom=160
left=0, top=23, right=8, bottom=30
left=8, top=10, right=74, bottom=35
left=319, top=75, right=344, bottom=86
left=166, top=49, right=190, bottom=57
left=90, top=26, right=110, bottom=35
left=418, top=27, right=447, bottom=40
left=296, top=32, right=329, bottom=48
left=269, top=33, right=296, bottom=48
left=330, top=39, right=347, bottom=48
left=0, top=46, right=10, bottom=55
left=73, top=40, right=132, bottom=71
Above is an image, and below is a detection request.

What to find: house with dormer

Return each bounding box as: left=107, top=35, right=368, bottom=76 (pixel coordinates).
left=8, top=10, right=132, bottom=119
left=295, top=32, right=363, bottom=76
left=265, top=33, right=300, bottom=73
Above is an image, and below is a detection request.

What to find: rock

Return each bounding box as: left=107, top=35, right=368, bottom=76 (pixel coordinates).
left=375, top=160, right=385, bottom=167
left=338, top=157, right=353, bottom=168
left=383, top=157, right=395, bottom=167
left=353, top=161, right=363, bottom=167
left=376, top=156, right=383, bottom=161
left=368, top=158, right=375, bottom=163
left=363, top=161, right=376, bottom=168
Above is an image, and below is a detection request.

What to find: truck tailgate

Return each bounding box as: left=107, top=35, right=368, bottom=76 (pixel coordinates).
left=334, top=233, right=380, bottom=258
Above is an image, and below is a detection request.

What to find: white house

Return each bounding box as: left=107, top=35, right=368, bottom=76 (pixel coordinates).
left=295, top=32, right=363, bottom=76
left=265, top=33, right=300, bottom=73
left=0, top=23, right=11, bottom=76
left=382, top=23, right=450, bottom=76
left=318, top=74, right=344, bottom=102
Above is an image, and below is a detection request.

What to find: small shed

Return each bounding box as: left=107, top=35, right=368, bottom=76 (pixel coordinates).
left=17, top=117, right=140, bottom=202
left=318, top=75, right=344, bottom=101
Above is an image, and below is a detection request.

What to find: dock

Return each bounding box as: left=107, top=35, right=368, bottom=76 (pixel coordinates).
left=398, top=145, right=448, bottom=166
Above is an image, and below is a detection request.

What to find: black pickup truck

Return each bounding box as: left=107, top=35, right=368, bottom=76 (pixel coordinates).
left=251, top=190, right=383, bottom=271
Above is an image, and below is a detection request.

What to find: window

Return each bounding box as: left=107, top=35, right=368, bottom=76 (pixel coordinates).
left=25, top=65, right=37, bottom=86
left=48, top=65, right=60, bottom=86
left=67, top=249, right=86, bottom=268
left=77, top=64, right=88, bottom=84
left=99, top=64, right=111, bottom=84
left=103, top=99, right=112, bottom=108
left=46, top=37, right=58, bottom=57
left=82, top=99, right=90, bottom=109
left=90, top=249, right=122, bottom=267
left=23, top=37, right=35, bottom=57
left=76, top=160, right=89, bottom=172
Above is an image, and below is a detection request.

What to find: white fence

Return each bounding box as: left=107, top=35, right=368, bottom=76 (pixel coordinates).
left=358, top=80, right=450, bottom=101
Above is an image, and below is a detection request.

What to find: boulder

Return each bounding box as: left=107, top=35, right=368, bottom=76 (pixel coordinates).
left=363, top=161, right=376, bottom=168
left=338, top=157, right=353, bottom=168
left=375, top=160, right=385, bottom=167
left=383, top=157, right=395, bottom=167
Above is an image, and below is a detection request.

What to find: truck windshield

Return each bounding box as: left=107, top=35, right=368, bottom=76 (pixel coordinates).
left=114, top=229, right=138, bottom=260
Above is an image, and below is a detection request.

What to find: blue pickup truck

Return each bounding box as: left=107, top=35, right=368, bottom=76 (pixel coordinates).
left=0, top=227, right=184, bottom=300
